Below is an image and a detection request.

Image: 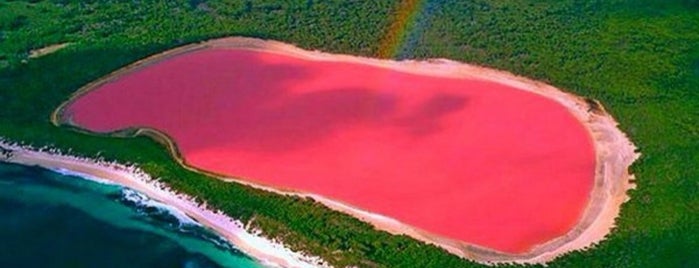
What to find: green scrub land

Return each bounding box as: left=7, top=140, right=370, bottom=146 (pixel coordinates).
left=0, top=1, right=697, bottom=267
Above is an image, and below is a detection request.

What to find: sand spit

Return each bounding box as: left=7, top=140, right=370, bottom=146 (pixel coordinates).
left=0, top=140, right=329, bottom=268
left=52, top=37, right=639, bottom=264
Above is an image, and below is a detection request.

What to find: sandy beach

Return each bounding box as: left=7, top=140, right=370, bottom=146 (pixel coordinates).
left=49, top=37, right=639, bottom=264
left=0, top=140, right=328, bottom=268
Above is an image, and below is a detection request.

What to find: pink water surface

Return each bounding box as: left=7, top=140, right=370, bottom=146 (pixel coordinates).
left=65, top=48, right=596, bottom=253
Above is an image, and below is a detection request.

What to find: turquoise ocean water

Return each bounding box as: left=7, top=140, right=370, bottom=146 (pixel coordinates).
left=0, top=161, right=261, bottom=268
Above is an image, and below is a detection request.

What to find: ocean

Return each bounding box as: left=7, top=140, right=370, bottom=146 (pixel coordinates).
left=0, top=161, right=261, bottom=268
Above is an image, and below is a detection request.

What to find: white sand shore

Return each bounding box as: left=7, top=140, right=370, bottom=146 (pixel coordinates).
left=0, top=140, right=329, bottom=268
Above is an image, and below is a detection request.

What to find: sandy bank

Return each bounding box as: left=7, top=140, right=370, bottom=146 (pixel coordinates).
left=52, top=37, right=639, bottom=264
left=0, top=140, right=328, bottom=268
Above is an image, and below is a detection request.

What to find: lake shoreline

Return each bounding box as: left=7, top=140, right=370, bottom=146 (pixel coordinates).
left=52, top=37, right=640, bottom=264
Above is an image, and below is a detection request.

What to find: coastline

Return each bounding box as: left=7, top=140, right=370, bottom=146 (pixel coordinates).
left=50, top=37, right=640, bottom=264
left=0, top=139, right=328, bottom=268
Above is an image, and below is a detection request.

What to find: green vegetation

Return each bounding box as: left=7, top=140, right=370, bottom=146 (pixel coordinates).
left=1, top=0, right=697, bottom=267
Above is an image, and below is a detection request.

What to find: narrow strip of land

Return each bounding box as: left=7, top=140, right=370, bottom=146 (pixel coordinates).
left=0, top=140, right=328, bottom=268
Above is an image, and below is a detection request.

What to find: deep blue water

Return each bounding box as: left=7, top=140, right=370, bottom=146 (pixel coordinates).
left=0, top=162, right=261, bottom=268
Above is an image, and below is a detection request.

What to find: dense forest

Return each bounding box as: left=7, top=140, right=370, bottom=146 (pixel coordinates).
left=1, top=0, right=697, bottom=267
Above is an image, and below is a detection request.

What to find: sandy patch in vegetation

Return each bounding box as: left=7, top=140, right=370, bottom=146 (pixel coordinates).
left=28, top=43, right=70, bottom=58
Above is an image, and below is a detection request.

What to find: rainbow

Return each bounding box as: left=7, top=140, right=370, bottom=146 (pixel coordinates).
left=377, top=0, right=428, bottom=59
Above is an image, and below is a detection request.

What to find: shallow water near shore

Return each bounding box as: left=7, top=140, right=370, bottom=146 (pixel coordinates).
left=0, top=162, right=261, bottom=268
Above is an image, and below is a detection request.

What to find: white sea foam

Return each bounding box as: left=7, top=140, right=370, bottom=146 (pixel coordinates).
left=119, top=188, right=202, bottom=227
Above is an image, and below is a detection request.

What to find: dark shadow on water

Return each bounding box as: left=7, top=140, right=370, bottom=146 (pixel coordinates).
left=72, top=48, right=471, bottom=154
left=395, top=93, right=469, bottom=136
left=189, top=86, right=401, bottom=152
